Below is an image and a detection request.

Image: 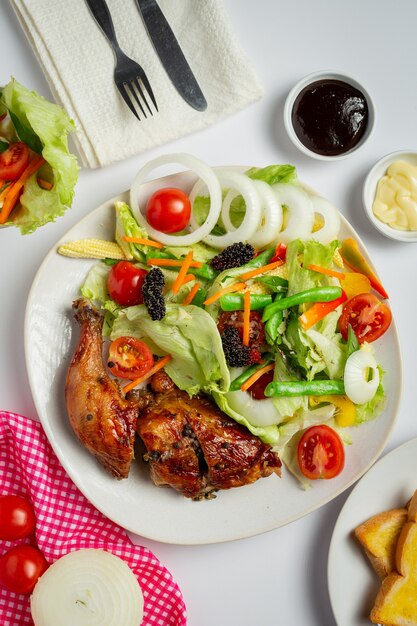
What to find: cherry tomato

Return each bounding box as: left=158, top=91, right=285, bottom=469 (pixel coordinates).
left=146, top=188, right=191, bottom=234
left=248, top=369, right=274, bottom=400
left=108, top=336, right=154, bottom=380
left=107, top=261, right=148, bottom=307
left=217, top=311, right=265, bottom=348
left=338, top=293, right=392, bottom=344
left=297, top=424, right=345, bottom=480
left=0, top=142, right=30, bottom=181
left=0, top=495, right=36, bottom=541
left=270, top=242, right=287, bottom=263
left=0, top=545, right=48, bottom=594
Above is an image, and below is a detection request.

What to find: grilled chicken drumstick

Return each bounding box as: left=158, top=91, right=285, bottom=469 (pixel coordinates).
left=65, top=298, right=140, bottom=479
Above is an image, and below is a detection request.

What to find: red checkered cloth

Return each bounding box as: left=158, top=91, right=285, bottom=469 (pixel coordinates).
left=0, top=411, right=187, bottom=626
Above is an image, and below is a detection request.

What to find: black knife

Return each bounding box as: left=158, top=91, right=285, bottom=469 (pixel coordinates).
left=135, top=0, right=207, bottom=111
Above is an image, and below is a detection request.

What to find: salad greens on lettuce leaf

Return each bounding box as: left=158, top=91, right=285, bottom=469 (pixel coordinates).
left=286, top=238, right=340, bottom=296
left=0, top=78, right=78, bottom=233
left=355, top=368, right=386, bottom=424
left=115, top=201, right=150, bottom=262
left=111, top=304, right=230, bottom=396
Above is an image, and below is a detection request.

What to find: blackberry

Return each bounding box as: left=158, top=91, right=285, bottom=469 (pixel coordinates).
left=221, top=326, right=261, bottom=368
left=210, top=242, right=254, bottom=271
left=142, top=267, right=166, bottom=321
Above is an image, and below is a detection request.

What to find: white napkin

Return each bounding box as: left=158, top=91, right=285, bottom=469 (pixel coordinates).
left=11, top=0, right=263, bottom=168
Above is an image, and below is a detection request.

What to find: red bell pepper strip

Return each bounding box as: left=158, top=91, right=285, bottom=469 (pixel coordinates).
left=340, top=238, right=388, bottom=299
left=299, top=291, right=348, bottom=330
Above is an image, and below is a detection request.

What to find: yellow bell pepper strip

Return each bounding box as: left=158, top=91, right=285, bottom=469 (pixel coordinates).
left=340, top=272, right=371, bottom=300
left=310, top=395, right=356, bottom=427
left=299, top=290, right=347, bottom=330
left=340, top=238, right=388, bottom=299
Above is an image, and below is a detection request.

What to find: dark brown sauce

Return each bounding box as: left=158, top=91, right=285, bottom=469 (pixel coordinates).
left=292, top=79, right=368, bottom=156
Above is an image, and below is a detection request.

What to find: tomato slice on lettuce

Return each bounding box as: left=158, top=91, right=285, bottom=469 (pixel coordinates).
left=107, top=337, right=154, bottom=380
left=0, top=142, right=29, bottom=180
left=338, top=293, right=392, bottom=344
left=297, top=424, right=345, bottom=480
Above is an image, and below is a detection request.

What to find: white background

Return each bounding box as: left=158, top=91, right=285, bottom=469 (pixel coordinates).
left=1, top=1, right=416, bottom=624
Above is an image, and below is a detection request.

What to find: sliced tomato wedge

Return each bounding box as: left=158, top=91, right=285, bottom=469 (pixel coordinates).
left=338, top=293, right=392, bottom=344
left=107, top=336, right=154, bottom=380
left=0, top=142, right=30, bottom=181
left=297, top=424, right=345, bottom=480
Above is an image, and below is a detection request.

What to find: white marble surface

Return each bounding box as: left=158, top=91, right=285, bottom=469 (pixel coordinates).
left=1, top=1, right=416, bottom=624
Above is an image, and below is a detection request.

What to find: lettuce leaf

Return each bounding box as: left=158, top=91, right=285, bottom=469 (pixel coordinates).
left=111, top=304, right=230, bottom=396
left=115, top=201, right=149, bottom=262
left=286, top=239, right=340, bottom=296
left=1, top=78, right=78, bottom=234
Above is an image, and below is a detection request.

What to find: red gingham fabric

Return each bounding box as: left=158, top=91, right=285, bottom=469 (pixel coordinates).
left=0, top=411, right=187, bottom=626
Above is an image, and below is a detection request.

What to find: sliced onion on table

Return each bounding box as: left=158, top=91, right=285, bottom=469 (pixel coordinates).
left=344, top=347, right=380, bottom=405
left=272, top=184, right=315, bottom=243
left=30, top=549, right=144, bottom=626
left=309, top=195, right=341, bottom=244
left=130, top=153, right=222, bottom=246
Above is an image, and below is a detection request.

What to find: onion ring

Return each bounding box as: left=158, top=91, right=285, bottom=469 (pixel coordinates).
left=309, top=195, right=341, bottom=244
left=250, top=180, right=283, bottom=247
left=129, top=153, right=222, bottom=247
left=272, top=184, right=315, bottom=243
left=344, top=348, right=380, bottom=404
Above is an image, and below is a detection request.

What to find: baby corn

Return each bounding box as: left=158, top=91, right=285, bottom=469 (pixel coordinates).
left=58, top=238, right=127, bottom=260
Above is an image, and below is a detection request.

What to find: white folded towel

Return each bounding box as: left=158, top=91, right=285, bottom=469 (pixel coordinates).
left=11, top=0, right=263, bottom=168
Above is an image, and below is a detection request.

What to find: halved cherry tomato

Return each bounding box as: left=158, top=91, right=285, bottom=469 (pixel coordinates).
left=107, top=336, right=154, bottom=380
left=338, top=293, right=392, bottom=344
left=248, top=369, right=275, bottom=400
left=0, top=495, right=36, bottom=541
left=146, top=187, right=191, bottom=234
left=0, top=545, right=48, bottom=594
left=0, top=142, right=30, bottom=181
left=297, top=424, right=345, bottom=480
left=107, top=261, right=148, bottom=307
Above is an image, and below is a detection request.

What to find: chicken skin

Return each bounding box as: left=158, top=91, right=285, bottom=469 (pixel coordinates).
left=65, top=298, right=140, bottom=478
left=137, top=372, right=281, bottom=499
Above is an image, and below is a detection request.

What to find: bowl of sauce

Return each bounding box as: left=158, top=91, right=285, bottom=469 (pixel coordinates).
left=363, top=150, right=417, bottom=242
left=284, top=70, right=375, bottom=160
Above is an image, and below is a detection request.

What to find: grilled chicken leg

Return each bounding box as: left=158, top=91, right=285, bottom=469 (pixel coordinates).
left=65, top=298, right=140, bottom=478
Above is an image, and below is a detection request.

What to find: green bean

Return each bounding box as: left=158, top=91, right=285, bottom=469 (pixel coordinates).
left=219, top=294, right=272, bottom=311
left=189, top=288, right=206, bottom=308
left=265, top=294, right=284, bottom=345
left=264, top=380, right=345, bottom=398
left=243, top=248, right=274, bottom=269
left=229, top=354, right=275, bottom=391
left=262, top=286, right=343, bottom=322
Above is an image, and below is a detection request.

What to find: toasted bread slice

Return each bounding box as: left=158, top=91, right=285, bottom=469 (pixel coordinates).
left=370, top=490, right=417, bottom=625
left=355, top=508, right=408, bottom=578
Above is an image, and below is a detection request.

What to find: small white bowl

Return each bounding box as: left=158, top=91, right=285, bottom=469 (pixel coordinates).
left=283, top=70, right=376, bottom=161
left=363, top=150, right=417, bottom=243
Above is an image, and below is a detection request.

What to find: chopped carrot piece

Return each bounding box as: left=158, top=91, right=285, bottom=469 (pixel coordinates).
left=122, top=236, right=164, bottom=249
left=307, top=264, right=346, bottom=279
left=172, top=251, right=194, bottom=294
left=37, top=177, right=53, bottom=190
left=0, top=156, right=45, bottom=224
left=147, top=258, right=202, bottom=269
left=181, top=274, right=195, bottom=285
left=242, top=290, right=251, bottom=346
left=123, top=355, right=172, bottom=393
left=203, top=282, right=247, bottom=306
left=241, top=363, right=275, bottom=392
left=239, top=260, right=284, bottom=281
left=183, top=282, right=201, bottom=305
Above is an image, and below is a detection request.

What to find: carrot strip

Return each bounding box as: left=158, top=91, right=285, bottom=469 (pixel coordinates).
left=181, top=274, right=195, bottom=285
left=0, top=156, right=45, bottom=224
left=242, top=290, right=251, bottom=346
left=122, top=236, right=164, bottom=249
left=123, top=355, right=172, bottom=393
left=307, top=264, right=346, bottom=279
left=37, top=177, right=53, bottom=190
left=147, top=258, right=202, bottom=269
left=241, top=363, right=275, bottom=392
left=172, top=250, right=194, bottom=294
left=203, top=282, right=246, bottom=306
left=239, top=260, right=285, bottom=281
left=183, top=282, right=201, bottom=305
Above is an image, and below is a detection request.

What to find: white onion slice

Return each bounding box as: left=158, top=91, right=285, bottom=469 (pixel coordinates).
left=309, top=195, right=341, bottom=244
left=31, top=549, right=144, bottom=626
left=344, top=347, right=380, bottom=405
left=129, top=153, right=222, bottom=246
left=250, top=180, right=283, bottom=247
left=272, top=184, right=315, bottom=243
left=220, top=187, right=240, bottom=232
left=201, top=171, right=262, bottom=248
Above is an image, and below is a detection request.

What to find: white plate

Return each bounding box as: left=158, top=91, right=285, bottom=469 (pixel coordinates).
left=25, top=170, right=402, bottom=545
left=328, top=437, right=417, bottom=626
